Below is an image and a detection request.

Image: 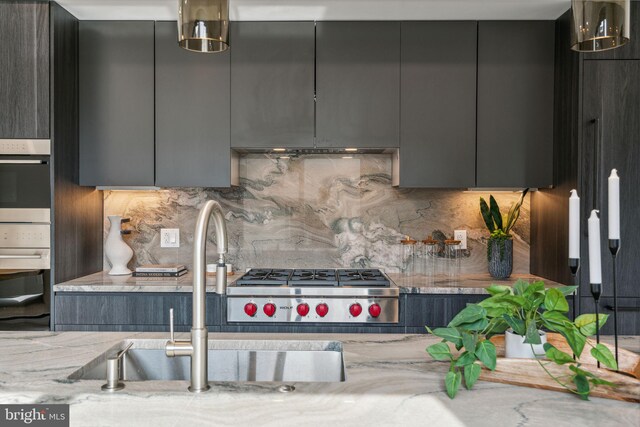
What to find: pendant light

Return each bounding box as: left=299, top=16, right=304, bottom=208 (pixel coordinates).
left=178, top=0, right=229, bottom=53
left=571, top=0, right=630, bottom=52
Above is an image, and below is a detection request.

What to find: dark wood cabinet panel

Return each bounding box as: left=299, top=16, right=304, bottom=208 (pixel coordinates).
left=0, top=1, right=49, bottom=138
left=580, top=297, right=640, bottom=335
left=79, top=21, right=155, bottom=186
left=316, top=22, right=400, bottom=148
left=404, top=294, right=485, bottom=332
left=477, top=21, right=555, bottom=188
left=50, top=3, right=103, bottom=286
left=581, top=1, right=640, bottom=60
left=580, top=60, right=640, bottom=299
left=155, top=21, right=232, bottom=187
left=399, top=22, right=477, bottom=188
left=230, top=22, right=315, bottom=149
left=54, top=293, right=221, bottom=331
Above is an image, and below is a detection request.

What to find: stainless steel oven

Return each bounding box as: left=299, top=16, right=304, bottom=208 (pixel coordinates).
left=0, top=139, right=51, bottom=210
left=0, top=139, right=51, bottom=328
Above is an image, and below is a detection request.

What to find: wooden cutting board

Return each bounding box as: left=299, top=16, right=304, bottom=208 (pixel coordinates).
left=477, top=333, right=640, bottom=402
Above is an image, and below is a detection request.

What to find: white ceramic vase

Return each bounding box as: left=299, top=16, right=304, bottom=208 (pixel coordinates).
left=504, top=328, right=547, bottom=359
left=105, top=215, right=133, bottom=276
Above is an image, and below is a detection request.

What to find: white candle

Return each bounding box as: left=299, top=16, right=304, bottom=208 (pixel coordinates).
left=569, top=189, right=580, bottom=259
left=588, top=210, right=602, bottom=284
left=608, top=169, right=620, bottom=240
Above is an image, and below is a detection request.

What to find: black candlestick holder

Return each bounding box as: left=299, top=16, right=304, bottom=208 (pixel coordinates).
left=609, top=238, right=620, bottom=370
left=590, top=282, right=602, bottom=368
left=569, top=258, right=580, bottom=320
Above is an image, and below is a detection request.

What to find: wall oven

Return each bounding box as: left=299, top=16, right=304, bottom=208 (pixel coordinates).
left=0, top=139, right=51, bottom=328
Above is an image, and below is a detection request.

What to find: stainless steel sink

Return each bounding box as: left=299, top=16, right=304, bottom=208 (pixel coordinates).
left=69, top=339, right=345, bottom=383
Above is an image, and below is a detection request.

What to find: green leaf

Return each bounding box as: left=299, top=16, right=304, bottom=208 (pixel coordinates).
left=445, top=370, right=462, bottom=399
left=523, top=293, right=545, bottom=312
left=541, top=310, right=572, bottom=329
left=475, top=340, right=497, bottom=371
left=543, top=343, right=575, bottom=365
left=559, top=326, right=587, bottom=357
left=589, top=377, right=616, bottom=387
left=479, top=197, right=495, bottom=232
left=574, top=313, right=609, bottom=337
left=448, top=304, right=486, bottom=328
left=557, top=285, right=578, bottom=296
left=523, top=281, right=545, bottom=297
left=431, top=327, right=463, bottom=346
left=591, top=344, right=618, bottom=370
left=464, top=363, right=482, bottom=390
left=459, top=317, right=489, bottom=332
left=502, top=314, right=526, bottom=336
left=504, top=188, right=528, bottom=234
left=462, top=332, right=477, bottom=353
left=524, top=320, right=542, bottom=345
left=486, top=284, right=512, bottom=296
left=455, top=351, right=477, bottom=367
left=484, top=318, right=510, bottom=337
left=426, top=342, right=452, bottom=361
left=544, top=288, right=569, bottom=312
left=489, top=196, right=503, bottom=231
left=573, top=373, right=590, bottom=400
left=513, top=280, right=529, bottom=296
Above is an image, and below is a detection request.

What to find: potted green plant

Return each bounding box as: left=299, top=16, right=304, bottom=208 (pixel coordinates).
left=426, top=280, right=618, bottom=400
left=479, top=189, right=528, bottom=279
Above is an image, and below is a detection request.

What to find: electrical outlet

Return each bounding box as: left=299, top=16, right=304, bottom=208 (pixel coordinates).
left=161, top=228, right=180, bottom=248
left=454, top=230, right=467, bottom=250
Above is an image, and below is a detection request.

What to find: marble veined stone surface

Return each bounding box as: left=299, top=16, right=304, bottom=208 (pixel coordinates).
left=0, top=332, right=637, bottom=427
left=104, top=154, right=530, bottom=274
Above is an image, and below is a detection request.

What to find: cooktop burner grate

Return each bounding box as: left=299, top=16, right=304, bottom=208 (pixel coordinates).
left=235, top=268, right=390, bottom=287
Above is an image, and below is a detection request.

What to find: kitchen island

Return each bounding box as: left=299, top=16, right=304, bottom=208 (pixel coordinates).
left=1, top=332, right=637, bottom=426
left=51, top=272, right=569, bottom=334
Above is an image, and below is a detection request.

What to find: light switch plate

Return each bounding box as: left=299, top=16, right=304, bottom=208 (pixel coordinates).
left=454, top=230, right=467, bottom=250
left=161, top=228, right=180, bottom=248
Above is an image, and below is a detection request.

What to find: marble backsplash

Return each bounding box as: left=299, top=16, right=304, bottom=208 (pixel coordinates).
left=104, top=154, right=530, bottom=274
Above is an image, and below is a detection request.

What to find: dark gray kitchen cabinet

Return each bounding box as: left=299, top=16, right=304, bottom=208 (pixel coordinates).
left=476, top=21, right=555, bottom=188
left=54, top=293, right=222, bottom=332
left=79, top=21, right=155, bottom=186
left=404, top=295, right=486, bottom=333
left=230, top=22, right=315, bottom=149
left=155, top=22, right=233, bottom=187
left=580, top=60, right=640, bottom=299
left=316, top=22, right=400, bottom=148
left=0, top=1, right=49, bottom=138
left=399, top=22, right=477, bottom=188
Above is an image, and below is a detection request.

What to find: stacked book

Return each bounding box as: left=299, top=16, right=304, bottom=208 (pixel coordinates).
left=133, top=264, right=187, bottom=278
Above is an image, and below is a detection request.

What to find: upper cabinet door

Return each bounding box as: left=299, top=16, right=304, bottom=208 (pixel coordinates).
left=0, top=2, right=49, bottom=139
left=316, top=22, right=400, bottom=148
left=79, top=21, right=155, bottom=186
left=155, top=22, right=232, bottom=187
left=230, top=22, right=315, bottom=149
left=477, top=21, right=555, bottom=188
left=399, top=22, right=477, bottom=188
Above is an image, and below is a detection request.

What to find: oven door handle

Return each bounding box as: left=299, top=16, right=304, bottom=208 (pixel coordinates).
left=0, top=254, right=42, bottom=259
left=0, top=160, right=48, bottom=164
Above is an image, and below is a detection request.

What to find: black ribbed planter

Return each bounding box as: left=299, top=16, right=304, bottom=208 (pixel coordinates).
left=488, top=238, right=513, bottom=279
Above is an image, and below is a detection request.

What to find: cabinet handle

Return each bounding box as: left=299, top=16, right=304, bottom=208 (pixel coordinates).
left=604, top=305, right=640, bottom=312
left=0, top=160, right=47, bottom=164
left=0, top=254, right=42, bottom=259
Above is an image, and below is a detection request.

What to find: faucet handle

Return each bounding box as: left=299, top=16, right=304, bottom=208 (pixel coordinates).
left=169, top=307, right=174, bottom=342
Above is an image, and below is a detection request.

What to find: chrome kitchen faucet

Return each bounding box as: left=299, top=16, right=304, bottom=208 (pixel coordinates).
left=165, top=200, right=228, bottom=392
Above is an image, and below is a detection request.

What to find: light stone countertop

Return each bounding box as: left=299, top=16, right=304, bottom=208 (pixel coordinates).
left=0, top=332, right=637, bottom=427
left=54, top=271, right=564, bottom=295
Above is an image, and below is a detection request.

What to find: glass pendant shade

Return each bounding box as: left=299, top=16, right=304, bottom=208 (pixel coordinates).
left=571, top=0, right=630, bottom=52
left=178, top=0, right=229, bottom=53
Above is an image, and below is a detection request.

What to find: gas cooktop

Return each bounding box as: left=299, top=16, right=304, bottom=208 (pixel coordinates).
left=227, top=268, right=399, bottom=324
left=234, top=268, right=391, bottom=287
